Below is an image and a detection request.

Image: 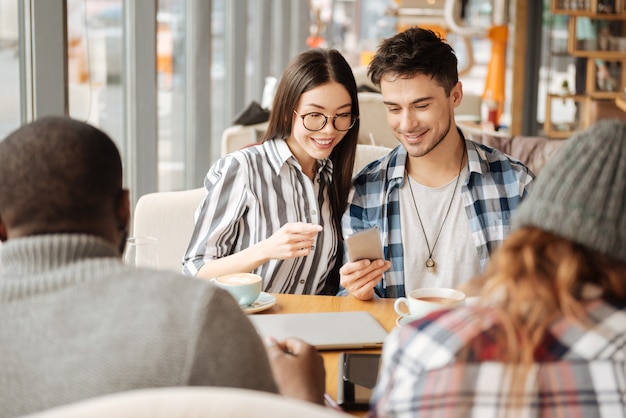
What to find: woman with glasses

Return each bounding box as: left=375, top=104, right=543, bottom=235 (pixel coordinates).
left=183, top=48, right=359, bottom=295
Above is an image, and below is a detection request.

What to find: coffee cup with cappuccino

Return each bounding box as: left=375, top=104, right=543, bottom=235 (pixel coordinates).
left=213, top=273, right=263, bottom=307
left=394, top=287, right=466, bottom=320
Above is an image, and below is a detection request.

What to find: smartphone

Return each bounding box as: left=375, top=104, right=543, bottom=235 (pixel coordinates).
left=345, top=226, right=384, bottom=262
left=336, top=352, right=381, bottom=411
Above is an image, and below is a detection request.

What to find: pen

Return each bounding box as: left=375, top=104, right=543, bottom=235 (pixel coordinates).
left=324, top=392, right=343, bottom=411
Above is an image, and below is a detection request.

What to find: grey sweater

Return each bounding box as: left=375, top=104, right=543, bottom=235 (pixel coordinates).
left=0, top=234, right=278, bottom=417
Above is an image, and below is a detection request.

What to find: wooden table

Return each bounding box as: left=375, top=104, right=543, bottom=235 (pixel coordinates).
left=616, top=96, right=626, bottom=113
left=257, top=294, right=397, bottom=415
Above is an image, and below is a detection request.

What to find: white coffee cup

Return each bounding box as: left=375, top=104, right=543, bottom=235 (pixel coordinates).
left=213, top=273, right=263, bottom=307
left=394, top=287, right=466, bottom=320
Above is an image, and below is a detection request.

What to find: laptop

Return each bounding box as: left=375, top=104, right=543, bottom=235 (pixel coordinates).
left=248, top=311, right=388, bottom=350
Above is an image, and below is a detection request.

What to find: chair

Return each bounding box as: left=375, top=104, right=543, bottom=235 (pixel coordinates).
left=353, top=143, right=392, bottom=175
left=132, top=187, right=206, bottom=272
left=23, top=387, right=351, bottom=418
left=220, top=121, right=269, bottom=157
left=357, top=92, right=397, bottom=148
left=352, top=66, right=379, bottom=92
left=455, top=92, right=482, bottom=122
left=131, top=144, right=390, bottom=272
left=458, top=121, right=566, bottom=175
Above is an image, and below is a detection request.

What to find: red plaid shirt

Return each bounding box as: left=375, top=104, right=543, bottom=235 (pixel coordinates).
left=371, top=297, right=626, bottom=418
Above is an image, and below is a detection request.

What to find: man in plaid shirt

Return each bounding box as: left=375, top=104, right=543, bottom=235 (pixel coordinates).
left=371, top=119, right=626, bottom=417
left=340, top=28, right=534, bottom=299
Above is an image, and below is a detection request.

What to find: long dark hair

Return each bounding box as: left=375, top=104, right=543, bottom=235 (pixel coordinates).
left=262, top=48, right=359, bottom=285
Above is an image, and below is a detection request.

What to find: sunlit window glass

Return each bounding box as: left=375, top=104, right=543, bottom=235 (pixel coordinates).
left=0, top=0, right=21, bottom=138
left=157, top=0, right=186, bottom=191
left=67, top=0, right=125, bottom=154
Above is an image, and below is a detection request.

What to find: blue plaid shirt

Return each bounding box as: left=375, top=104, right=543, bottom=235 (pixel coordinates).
left=342, top=134, right=535, bottom=298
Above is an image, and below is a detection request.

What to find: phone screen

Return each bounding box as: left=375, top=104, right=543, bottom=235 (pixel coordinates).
left=337, top=353, right=381, bottom=410
left=345, top=226, right=384, bottom=262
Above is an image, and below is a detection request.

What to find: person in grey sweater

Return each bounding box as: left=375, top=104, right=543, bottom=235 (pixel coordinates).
left=0, top=117, right=324, bottom=417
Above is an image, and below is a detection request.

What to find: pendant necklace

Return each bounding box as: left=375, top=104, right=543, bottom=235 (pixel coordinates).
left=406, top=143, right=466, bottom=273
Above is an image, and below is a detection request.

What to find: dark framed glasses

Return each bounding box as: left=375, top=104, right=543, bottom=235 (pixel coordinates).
left=293, top=110, right=358, bottom=132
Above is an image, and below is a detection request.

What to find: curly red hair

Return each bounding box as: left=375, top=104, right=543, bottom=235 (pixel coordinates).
left=465, top=227, right=626, bottom=364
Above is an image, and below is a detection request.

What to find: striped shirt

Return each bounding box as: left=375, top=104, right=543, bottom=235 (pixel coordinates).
left=341, top=131, right=535, bottom=298
left=371, top=297, right=626, bottom=418
left=182, top=139, right=338, bottom=294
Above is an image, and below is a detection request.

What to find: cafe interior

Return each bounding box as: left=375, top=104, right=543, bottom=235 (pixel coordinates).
left=1, top=0, right=625, bottom=416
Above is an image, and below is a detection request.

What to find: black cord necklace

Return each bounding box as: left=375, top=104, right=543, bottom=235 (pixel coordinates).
left=406, top=143, right=466, bottom=273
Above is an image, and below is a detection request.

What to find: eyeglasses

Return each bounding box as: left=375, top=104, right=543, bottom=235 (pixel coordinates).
left=293, top=110, right=357, bottom=132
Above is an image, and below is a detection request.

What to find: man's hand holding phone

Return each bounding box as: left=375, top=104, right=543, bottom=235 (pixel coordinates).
left=341, top=227, right=390, bottom=300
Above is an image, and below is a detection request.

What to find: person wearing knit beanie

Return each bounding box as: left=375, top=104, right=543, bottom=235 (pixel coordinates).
left=513, top=118, right=626, bottom=263
left=370, top=119, right=626, bottom=417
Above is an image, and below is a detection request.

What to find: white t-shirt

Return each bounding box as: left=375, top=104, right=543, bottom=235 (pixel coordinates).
left=400, top=167, right=480, bottom=291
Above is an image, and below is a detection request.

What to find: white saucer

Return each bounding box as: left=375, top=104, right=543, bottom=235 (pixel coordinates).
left=242, top=292, right=277, bottom=314
left=396, top=315, right=422, bottom=327
left=395, top=298, right=480, bottom=326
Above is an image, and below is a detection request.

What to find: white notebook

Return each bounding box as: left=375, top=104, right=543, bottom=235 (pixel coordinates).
left=248, top=311, right=388, bottom=350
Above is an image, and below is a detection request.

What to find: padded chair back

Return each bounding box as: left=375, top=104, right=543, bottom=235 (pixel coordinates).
left=23, top=387, right=351, bottom=418
left=353, top=144, right=392, bottom=175
left=132, top=188, right=206, bottom=272
left=357, top=92, right=396, bottom=148
left=220, top=121, right=269, bottom=156
left=352, top=66, right=378, bottom=92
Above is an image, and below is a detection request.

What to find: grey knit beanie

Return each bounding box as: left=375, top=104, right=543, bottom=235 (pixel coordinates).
left=513, top=119, right=626, bottom=263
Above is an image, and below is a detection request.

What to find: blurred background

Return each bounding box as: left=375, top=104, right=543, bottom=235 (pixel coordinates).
left=0, top=0, right=624, bottom=204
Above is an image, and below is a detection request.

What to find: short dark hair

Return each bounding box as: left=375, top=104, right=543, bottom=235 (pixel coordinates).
left=262, top=48, right=359, bottom=255
left=368, top=27, right=459, bottom=95
left=0, top=116, right=123, bottom=232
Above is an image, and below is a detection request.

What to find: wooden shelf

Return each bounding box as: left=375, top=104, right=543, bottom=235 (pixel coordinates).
left=544, top=94, right=591, bottom=138
left=551, top=0, right=626, bottom=15
left=567, top=17, right=626, bottom=57
left=546, top=1, right=626, bottom=137
left=585, top=59, right=626, bottom=97
left=552, top=10, right=626, bottom=18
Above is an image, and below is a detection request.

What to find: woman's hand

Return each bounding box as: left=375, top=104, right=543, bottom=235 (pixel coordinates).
left=259, top=222, right=322, bottom=261
left=196, top=222, right=322, bottom=280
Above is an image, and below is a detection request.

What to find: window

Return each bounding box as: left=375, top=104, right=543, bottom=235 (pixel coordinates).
left=0, top=0, right=21, bottom=138
left=67, top=0, right=125, bottom=157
